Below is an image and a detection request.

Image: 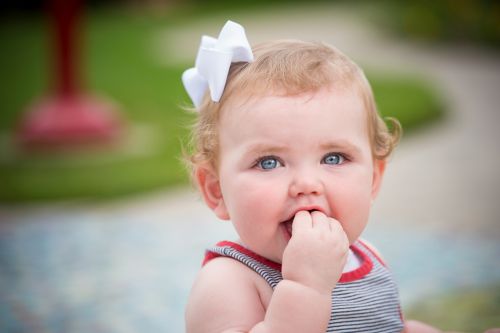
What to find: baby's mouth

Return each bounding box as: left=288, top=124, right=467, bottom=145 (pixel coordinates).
left=282, top=210, right=319, bottom=238
left=283, top=219, right=293, bottom=237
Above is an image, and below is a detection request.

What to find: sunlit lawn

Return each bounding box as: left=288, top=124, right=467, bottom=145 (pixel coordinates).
left=406, top=283, right=500, bottom=332
left=0, top=6, right=443, bottom=202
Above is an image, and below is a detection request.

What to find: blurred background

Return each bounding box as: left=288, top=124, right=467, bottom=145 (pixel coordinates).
left=0, top=0, right=499, bottom=332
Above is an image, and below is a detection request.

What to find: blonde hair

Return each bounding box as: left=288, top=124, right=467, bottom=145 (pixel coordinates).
left=186, top=40, right=401, bottom=172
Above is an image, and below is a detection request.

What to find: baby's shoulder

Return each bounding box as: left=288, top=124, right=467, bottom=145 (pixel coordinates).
left=199, top=256, right=261, bottom=287
left=186, top=257, right=267, bottom=332
left=191, top=256, right=270, bottom=300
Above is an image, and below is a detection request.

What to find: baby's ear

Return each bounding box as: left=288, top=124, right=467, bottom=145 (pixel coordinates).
left=195, top=165, right=230, bottom=220
left=371, top=159, right=386, bottom=201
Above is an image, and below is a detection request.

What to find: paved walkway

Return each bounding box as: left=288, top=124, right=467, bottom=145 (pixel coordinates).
left=1, top=4, right=500, bottom=332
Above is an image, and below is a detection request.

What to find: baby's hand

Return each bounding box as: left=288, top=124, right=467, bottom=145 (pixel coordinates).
left=281, top=210, right=349, bottom=295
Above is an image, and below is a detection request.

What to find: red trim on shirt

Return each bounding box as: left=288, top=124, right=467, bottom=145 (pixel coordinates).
left=203, top=241, right=374, bottom=282
left=202, top=250, right=222, bottom=266
left=209, top=241, right=283, bottom=271
left=357, top=239, right=387, bottom=267
left=338, top=244, right=373, bottom=283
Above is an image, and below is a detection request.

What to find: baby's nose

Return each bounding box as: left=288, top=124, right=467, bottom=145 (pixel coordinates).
left=288, top=172, right=323, bottom=197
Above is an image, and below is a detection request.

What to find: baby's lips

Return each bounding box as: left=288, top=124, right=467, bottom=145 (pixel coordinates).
left=294, top=209, right=324, bottom=220
left=282, top=208, right=327, bottom=230
left=287, top=209, right=319, bottom=226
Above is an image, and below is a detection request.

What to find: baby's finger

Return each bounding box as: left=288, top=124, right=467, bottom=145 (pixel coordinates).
left=310, top=210, right=330, bottom=231
left=292, top=210, right=312, bottom=234
left=329, top=220, right=350, bottom=247
left=328, top=218, right=345, bottom=233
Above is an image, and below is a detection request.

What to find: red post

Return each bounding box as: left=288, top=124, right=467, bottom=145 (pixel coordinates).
left=53, top=0, right=80, bottom=97
left=16, top=0, right=124, bottom=151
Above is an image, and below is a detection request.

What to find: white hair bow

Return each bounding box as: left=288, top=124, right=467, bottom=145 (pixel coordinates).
left=182, top=20, right=254, bottom=108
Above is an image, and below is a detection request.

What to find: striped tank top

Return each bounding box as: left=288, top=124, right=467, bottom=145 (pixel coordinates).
left=204, top=240, right=404, bottom=333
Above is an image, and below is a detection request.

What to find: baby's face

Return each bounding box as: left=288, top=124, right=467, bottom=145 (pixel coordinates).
left=213, top=87, right=385, bottom=263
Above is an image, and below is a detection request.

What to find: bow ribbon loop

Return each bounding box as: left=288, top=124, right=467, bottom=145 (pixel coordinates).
left=182, top=20, right=254, bottom=108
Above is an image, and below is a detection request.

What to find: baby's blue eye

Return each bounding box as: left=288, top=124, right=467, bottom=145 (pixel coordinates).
left=258, top=157, right=281, bottom=170
left=322, top=153, right=345, bottom=165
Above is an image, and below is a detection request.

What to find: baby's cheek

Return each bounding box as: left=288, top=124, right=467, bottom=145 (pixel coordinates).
left=234, top=184, right=272, bottom=215
left=330, top=186, right=372, bottom=242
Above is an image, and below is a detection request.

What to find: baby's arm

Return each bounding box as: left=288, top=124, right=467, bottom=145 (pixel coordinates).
left=185, top=257, right=331, bottom=333
left=185, top=257, right=268, bottom=333
left=251, top=279, right=332, bottom=333
left=185, top=211, right=349, bottom=333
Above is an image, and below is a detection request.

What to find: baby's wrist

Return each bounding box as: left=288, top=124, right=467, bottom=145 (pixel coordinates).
left=261, top=279, right=332, bottom=333
left=281, top=276, right=334, bottom=297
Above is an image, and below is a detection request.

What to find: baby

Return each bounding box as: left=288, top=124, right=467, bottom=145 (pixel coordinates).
left=182, top=20, right=440, bottom=333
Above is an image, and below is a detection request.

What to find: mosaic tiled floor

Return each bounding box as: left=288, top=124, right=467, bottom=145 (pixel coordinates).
left=1, top=207, right=499, bottom=333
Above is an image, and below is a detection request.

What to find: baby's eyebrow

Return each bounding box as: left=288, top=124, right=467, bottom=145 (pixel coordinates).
left=244, top=143, right=288, bottom=155
left=318, top=140, right=362, bottom=154
left=243, top=141, right=362, bottom=156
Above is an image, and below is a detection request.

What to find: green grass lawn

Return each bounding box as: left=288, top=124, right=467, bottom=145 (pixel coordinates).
left=405, top=283, right=500, bottom=332
left=0, top=6, right=444, bottom=202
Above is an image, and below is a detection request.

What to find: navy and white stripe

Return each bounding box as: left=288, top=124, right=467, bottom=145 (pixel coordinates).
left=205, top=240, right=404, bottom=333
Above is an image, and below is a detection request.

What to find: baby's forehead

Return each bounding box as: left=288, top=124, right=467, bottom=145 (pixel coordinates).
left=216, top=87, right=373, bottom=160
left=220, top=85, right=366, bottom=120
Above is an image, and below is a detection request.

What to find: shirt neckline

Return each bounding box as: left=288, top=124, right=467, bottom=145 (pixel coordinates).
left=211, top=240, right=373, bottom=283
